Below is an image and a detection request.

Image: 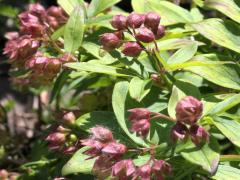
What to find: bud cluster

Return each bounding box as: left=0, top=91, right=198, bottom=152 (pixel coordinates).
left=45, top=111, right=79, bottom=155
left=80, top=126, right=173, bottom=179
left=3, top=3, right=69, bottom=86
left=171, top=96, right=209, bottom=146
left=99, top=12, right=165, bottom=57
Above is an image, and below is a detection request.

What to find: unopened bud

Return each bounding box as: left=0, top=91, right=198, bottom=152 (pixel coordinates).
left=90, top=126, right=114, bottom=143
left=127, top=13, right=145, bottom=28
left=63, top=146, right=77, bottom=155
left=130, top=119, right=150, bottom=137
left=122, top=42, right=142, bottom=57
left=112, top=159, right=136, bottom=179
left=189, top=125, right=209, bottom=146
left=45, top=58, right=61, bottom=74
left=155, top=25, right=165, bottom=40
left=128, top=108, right=151, bottom=121
left=175, top=96, right=203, bottom=125
left=144, top=12, right=161, bottom=30
left=170, top=122, right=189, bottom=143
left=99, top=33, right=121, bottom=51
left=45, top=132, right=66, bottom=144
left=134, top=164, right=151, bottom=180
left=102, top=142, right=127, bottom=156
left=135, top=27, right=155, bottom=43
left=28, top=3, right=46, bottom=19
left=111, top=15, right=127, bottom=30
left=62, top=111, right=76, bottom=125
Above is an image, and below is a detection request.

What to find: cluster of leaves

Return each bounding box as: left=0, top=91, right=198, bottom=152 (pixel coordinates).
left=1, top=0, right=240, bottom=179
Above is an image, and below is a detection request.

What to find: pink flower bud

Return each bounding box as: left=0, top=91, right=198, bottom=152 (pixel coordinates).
left=130, top=119, right=150, bottom=137
left=128, top=108, right=151, bottom=121
left=3, top=35, right=39, bottom=64
left=45, top=132, right=66, bottom=145
left=112, top=159, right=136, bottom=179
left=63, top=146, right=77, bottom=155
left=127, top=13, right=145, bottom=28
left=47, top=6, right=68, bottom=29
left=122, top=42, right=142, bottom=57
left=175, top=96, right=203, bottom=125
left=135, top=27, right=155, bottom=43
left=134, top=164, right=151, bottom=180
left=62, top=111, right=76, bottom=125
left=90, top=126, right=114, bottom=143
left=170, top=122, right=189, bottom=143
left=5, top=32, right=19, bottom=40
left=152, top=160, right=173, bottom=178
left=45, top=58, right=62, bottom=74
left=99, top=33, right=121, bottom=51
left=189, top=125, right=209, bottom=146
left=155, top=25, right=165, bottom=40
left=0, top=169, right=8, bottom=178
left=101, top=142, right=127, bottom=156
left=111, top=15, right=127, bottom=30
left=144, top=12, right=161, bottom=30
left=28, top=3, right=46, bottom=19
left=54, top=177, right=66, bottom=180
left=28, top=56, right=48, bottom=72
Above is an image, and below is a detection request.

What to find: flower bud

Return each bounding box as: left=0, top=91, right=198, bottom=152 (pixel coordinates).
left=112, top=159, right=136, bottom=179
left=28, top=3, right=46, bottom=19
left=134, top=164, right=151, bottom=180
left=175, top=96, right=203, bottom=125
left=54, top=177, right=66, bottom=180
left=63, top=146, right=77, bottom=155
left=81, top=139, right=105, bottom=157
left=155, top=25, right=165, bottom=40
left=92, top=156, right=113, bottom=179
left=144, top=12, right=161, bottom=30
left=29, top=56, right=48, bottom=72
left=101, top=142, right=127, bottom=156
left=127, top=13, right=145, bottom=28
left=170, top=122, right=189, bottom=143
left=90, top=126, right=114, bottom=143
left=99, top=33, right=121, bottom=51
left=45, top=58, right=62, bottom=74
left=3, top=35, right=39, bottom=64
left=0, top=169, right=8, bottom=179
left=152, top=160, right=173, bottom=177
left=130, top=119, right=150, bottom=137
left=128, top=108, right=151, bottom=121
left=189, top=125, right=209, bottom=146
left=110, top=15, right=127, bottom=30
left=62, top=111, right=76, bottom=125
left=5, top=32, right=19, bottom=40
left=122, top=42, right=142, bottom=57
left=135, top=27, right=155, bottom=43
left=47, top=6, right=68, bottom=29
left=45, top=132, right=66, bottom=145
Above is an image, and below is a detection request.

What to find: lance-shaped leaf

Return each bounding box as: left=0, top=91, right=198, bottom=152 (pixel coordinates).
left=212, top=164, right=240, bottom=180
left=57, top=0, right=85, bottom=14
left=64, top=5, right=85, bottom=53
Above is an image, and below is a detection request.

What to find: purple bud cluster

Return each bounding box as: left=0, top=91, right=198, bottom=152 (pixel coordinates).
left=99, top=12, right=165, bottom=57
left=3, top=3, right=69, bottom=86
left=171, top=96, right=209, bottom=146
left=45, top=111, right=79, bottom=154
left=80, top=126, right=173, bottom=179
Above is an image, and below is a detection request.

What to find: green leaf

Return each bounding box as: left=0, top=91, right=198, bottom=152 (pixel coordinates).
left=51, top=25, right=65, bottom=40
left=167, top=42, right=198, bottom=65
left=131, top=0, right=148, bottom=12
left=62, top=147, right=95, bottom=176
left=207, top=94, right=240, bottom=115
left=112, top=81, right=148, bottom=147
left=0, top=5, right=19, bottom=17
left=87, top=0, right=121, bottom=17
left=168, top=85, right=185, bottom=118
left=212, top=116, right=240, bottom=147
left=50, top=70, right=70, bottom=103
left=129, top=77, right=152, bottom=102
left=184, top=63, right=240, bottom=90
left=181, top=138, right=220, bottom=174
left=156, top=38, right=204, bottom=51
left=57, top=0, right=85, bottom=14
left=212, top=164, right=240, bottom=180
left=204, top=0, right=240, bottom=23
left=191, top=18, right=240, bottom=53
left=64, top=5, right=85, bottom=53
left=65, top=62, right=133, bottom=76
left=148, top=0, right=194, bottom=25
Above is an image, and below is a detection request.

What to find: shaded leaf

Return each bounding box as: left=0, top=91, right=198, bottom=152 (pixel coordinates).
left=212, top=164, right=240, bottom=180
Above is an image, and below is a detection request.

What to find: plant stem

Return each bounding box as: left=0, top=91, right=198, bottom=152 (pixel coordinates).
left=151, top=112, right=176, bottom=122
